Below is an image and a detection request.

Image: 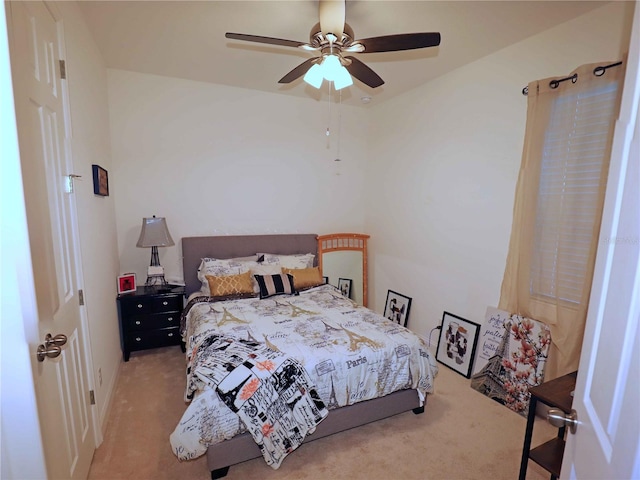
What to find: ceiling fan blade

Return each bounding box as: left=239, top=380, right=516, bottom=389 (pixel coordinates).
left=344, top=56, right=384, bottom=88
left=356, top=32, right=441, bottom=53
left=278, top=58, right=318, bottom=84
left=319, top=0, right=345, bottom=39
left=225, top=32, right=306, bottom=49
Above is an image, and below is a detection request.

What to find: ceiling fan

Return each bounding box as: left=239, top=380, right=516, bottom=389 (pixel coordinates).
left=225, top=0, right=441, bottom=90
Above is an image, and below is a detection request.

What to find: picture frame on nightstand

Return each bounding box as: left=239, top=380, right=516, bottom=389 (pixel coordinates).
left=117, top=273, right=136, bottom=295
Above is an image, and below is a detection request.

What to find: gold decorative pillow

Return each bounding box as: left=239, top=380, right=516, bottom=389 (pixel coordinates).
left=205, top=271, right=254, bottom=297
left=283, top=267, right=323, bottom=290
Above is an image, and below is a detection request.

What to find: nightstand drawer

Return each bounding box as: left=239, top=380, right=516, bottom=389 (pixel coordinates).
left=150, top=295, right=182, bottom=312
left=127, top=312, right=180, bottom=331
left=126, top=327, right=181, bottom=350
left=119, top=294, right=182, bottom=316
left=120, top=297, right=154, bottom=316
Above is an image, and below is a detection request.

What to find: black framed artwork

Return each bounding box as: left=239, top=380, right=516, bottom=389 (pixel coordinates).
left=92, top=164, right=109, bottom=196
left=436, top=311, right=480, bottom=378
left=383, top=290, right=412, bottom=327
left=338, top=278, right=352, bottom=298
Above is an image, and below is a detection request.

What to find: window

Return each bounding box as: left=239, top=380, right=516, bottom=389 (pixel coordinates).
left=530, top=83, right=620, bottom=304
left=499, top=60, right=624, bottom=377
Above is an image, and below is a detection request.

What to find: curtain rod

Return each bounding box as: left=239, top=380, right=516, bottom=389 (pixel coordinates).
left=521, top=61, right=623, bottom=96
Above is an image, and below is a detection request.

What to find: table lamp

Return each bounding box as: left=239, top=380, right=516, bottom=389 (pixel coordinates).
left=136, top=216, right=174, bottom=287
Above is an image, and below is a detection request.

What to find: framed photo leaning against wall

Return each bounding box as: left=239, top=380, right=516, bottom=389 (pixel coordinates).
left=338, top=278, right=352, bottom=298
left=435, top=311, right=480, bottom=378
left=383, top=290, right=412, bottom=327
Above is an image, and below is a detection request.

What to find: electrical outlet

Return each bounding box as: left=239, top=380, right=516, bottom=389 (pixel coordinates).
left=98, top=368, right=102, bottom=386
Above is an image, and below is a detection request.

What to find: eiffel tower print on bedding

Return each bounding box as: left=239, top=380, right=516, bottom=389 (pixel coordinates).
left=170, top=283, right=438, bottom=465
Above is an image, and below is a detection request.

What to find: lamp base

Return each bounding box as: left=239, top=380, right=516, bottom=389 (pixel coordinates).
left=145, top=274, right=168, bottom=287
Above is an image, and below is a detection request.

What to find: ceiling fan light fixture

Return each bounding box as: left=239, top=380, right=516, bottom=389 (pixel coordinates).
left=225, top=0, right=442, bottom=92
left=333, top=66, right=353, bottom=90
left=304, top=55, right=353, bottom=90
left=303, top=63, right=324, bottom=88
left=322, top=54, right=342, bottom=81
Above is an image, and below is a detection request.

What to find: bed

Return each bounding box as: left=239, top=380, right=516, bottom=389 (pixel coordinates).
left=171, top=234, right=438, bottom=479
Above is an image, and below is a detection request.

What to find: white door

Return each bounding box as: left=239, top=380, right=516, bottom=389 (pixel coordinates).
left=1, top=3, right=47, bottom=478
left=7, top=2, right=96, bottom=479
left=560, top=4, right=640, bottom=479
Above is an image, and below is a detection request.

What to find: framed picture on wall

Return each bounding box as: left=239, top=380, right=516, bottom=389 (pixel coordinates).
left=436, top=311, right=480, bottom=378
left=117, top=273, right=136, bottom=295
left=383, top=290, right=412, bottom=327
left=338, top=278, right=352, bottom=298
left=92, top=164, right=109, bottom=196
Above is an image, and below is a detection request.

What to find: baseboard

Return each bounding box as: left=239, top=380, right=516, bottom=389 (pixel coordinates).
left=95, top=356, right=122, bottom=446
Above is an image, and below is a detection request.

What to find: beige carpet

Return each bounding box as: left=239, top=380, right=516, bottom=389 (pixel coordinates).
left=88, top=347, right=556, bottom=480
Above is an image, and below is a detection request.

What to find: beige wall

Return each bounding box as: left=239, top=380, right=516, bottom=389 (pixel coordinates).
left=364, top=2, right=634, bottom=343
left=57, top=1, right=120, bottom=431
left=107, top=70, right=370, bottom=284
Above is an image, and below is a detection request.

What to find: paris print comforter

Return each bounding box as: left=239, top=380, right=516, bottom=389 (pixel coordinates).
left=170, top=283, right=438, bottom=464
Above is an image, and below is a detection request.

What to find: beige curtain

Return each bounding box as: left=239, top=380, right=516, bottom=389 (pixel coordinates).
left=499, top=60, right=625, bottom=380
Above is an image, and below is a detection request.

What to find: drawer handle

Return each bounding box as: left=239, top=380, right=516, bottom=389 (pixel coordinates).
left=167, top=333, right=174, bottom=337
left=167, top=317, right=173, bottom=322
left=135, top=337, right=141, bottom=342
left=137, top=304, right=143, bottom=309
left=135, top=320, right=141, bottom=325
left=163, top=301, right=168, bottom=306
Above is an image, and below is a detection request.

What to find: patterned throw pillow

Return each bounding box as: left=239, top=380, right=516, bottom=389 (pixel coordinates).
left=249, top=264, right=284, bottom=293
left=205, top=271, right=255, bottom=297
left=283, top=267, right=323, bottom=290
left=258, top=253, right=315, bottom=269
left=253, top=273, right=296, bottom=299
left=197, top=257, right=258, bottom=294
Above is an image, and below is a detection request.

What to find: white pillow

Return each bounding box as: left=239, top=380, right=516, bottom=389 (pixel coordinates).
left=258, top=253, right=315, bottom=270
left=251, top=264, right=284, bottom=276
left=249, top=264, right=283, bottom=293
left=197, top=257, right=259, bottom=295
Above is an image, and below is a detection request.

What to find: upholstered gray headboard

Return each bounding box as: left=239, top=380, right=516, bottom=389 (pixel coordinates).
left=182, top=234, right=319, bottom=296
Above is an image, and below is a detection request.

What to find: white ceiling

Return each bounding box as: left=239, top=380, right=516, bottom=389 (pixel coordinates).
left=77, top=0, right=607, bottom=107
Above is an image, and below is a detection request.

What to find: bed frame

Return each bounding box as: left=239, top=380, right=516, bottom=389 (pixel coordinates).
left=181, top=234, right=426, bottom=479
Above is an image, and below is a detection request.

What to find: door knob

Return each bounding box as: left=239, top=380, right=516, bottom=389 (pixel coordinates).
left=547, top=408, right=578, bottom=434
left=36, top=333, right=67, bottom=362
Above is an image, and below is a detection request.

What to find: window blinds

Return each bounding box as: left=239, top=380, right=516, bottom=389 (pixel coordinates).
left=530, top=82, right=619, bottom=303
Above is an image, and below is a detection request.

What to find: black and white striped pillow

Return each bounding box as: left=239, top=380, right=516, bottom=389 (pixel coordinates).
left=253, top=273, right=296, bottom=299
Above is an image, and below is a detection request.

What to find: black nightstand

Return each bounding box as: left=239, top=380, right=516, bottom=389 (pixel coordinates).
left=116, top=285, right=185, bottom=361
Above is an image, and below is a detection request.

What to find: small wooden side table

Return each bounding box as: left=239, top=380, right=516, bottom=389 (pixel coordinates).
left=518, top=370, right=577, bottom=480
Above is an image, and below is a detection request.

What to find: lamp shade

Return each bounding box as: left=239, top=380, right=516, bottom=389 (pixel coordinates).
left=136, top=216, right=174, bottom=248
left=303, top=63, right=324, bottom=89
left=322, top=54, right=342, bottom=81
left=333, top=65, right=353, bottom=90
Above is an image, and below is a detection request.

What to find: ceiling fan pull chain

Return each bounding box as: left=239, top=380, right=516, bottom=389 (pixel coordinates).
left=335, top=89, right=342, bottom=163
left=326, top=81, right=333, bottom=148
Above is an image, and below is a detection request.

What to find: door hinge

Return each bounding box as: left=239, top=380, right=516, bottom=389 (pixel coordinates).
left=89, top=390, right=95, bottom=405
left=78, top=289, right=84, bottom=306
left=59, top=60, right=66, bottom=79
